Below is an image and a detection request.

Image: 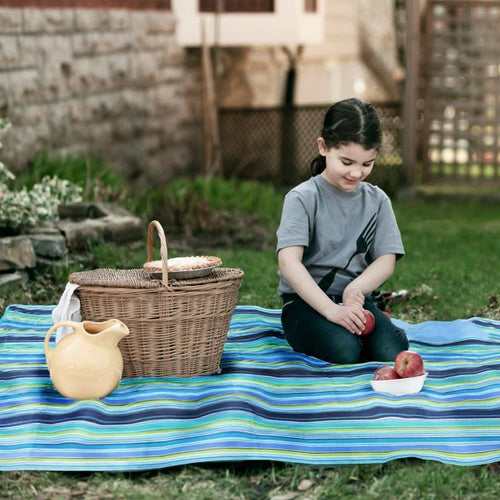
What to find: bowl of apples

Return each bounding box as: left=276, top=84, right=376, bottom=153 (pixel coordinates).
left=370, top=350, right=427, bottom=396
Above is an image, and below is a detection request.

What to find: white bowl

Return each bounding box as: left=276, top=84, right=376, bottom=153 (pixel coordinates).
left=370, top=372, right=428, bottom=396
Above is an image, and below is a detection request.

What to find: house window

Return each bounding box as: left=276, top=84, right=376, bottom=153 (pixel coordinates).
left=199, top=0, right=274, bottom=13
left=304, top=0, right=317, bottom=12
left=0, top=1, right=171, bottom=9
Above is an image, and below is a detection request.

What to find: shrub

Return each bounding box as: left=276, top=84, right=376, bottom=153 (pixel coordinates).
left=0, top=121, right=83, bottom=232
left=150, top=176, right=285, bottom=236
left=368, top=162, right=405, bottom=199
left=22, top=152, right=127, bottom=203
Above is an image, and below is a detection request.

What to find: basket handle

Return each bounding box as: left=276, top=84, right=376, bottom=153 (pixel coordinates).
left=147, top=220, right=170, bottom=287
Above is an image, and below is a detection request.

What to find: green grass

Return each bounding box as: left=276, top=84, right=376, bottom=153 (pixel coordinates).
left=418, top=183, right=500, bottom=201
left=207, top=198, right=500, bottom=321
left=386, top=198, right=500, bottom=321
left=1, top=195, right=500, bottom=499
left=2, top=460, right=500, bottom=499
left=2, top=197, right=498, bottom=321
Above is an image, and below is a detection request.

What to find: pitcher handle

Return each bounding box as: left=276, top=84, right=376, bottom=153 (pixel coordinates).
left=44, top=321, right=81, bottom=364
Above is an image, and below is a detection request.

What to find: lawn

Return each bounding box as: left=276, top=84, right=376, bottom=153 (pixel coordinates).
left=1, top=195, right=499, bottom=499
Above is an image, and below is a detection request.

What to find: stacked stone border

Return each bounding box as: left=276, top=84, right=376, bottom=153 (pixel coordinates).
left=0, top=203, right=143, bottom=290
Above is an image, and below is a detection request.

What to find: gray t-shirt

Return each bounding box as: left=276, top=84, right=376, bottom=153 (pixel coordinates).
left=276, top=175, right=404, bottom=297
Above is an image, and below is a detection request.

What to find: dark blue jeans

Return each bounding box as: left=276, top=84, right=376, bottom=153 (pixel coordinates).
left=281, top=295, right=409, bottom=364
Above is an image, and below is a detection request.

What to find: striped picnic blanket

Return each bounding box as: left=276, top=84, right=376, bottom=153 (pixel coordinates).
left=1, top=304, right=500, bottom=471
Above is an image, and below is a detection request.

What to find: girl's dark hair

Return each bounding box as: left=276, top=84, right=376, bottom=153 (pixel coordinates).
left=310, top=98, right=383, bottom=176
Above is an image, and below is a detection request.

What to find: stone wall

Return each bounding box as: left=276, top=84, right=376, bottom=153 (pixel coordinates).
left=0, top=1, right=402, bottom=188
left=0, top=202, right=143, bottom=291
left=0, top=3, right=203, bottom=188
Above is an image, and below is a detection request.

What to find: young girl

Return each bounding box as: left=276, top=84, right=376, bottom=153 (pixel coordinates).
left=277, top=98, right=409, bottom=364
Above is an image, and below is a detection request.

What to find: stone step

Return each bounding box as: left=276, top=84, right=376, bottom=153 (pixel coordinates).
left=58, top=202, right=133, bottom=220
left=0, top=270, right=29, bottom=290
left=57, top=214, right=144, bottom=251
left=0, top=236, right=36, bottom=271
left=0, top=203, right=144, bottom=276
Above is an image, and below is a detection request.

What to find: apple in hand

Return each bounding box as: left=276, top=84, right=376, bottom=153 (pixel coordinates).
left=373, top=365, right=400, bottom=380
left=360, top=310, right=375, bottom=336
left=394, top=350, right=425, bottom=378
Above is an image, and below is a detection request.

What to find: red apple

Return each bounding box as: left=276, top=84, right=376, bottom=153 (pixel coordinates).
left=394, top=350, right=425, bottom=378
left=373, top=365, right=400, bottom=380
left=360, top=310, right=375, bottom=336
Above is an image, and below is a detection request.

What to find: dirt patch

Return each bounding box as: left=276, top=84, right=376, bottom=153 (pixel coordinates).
left=166, top=213, right=275, bottom=253
left=475, top=295, right=500, bottom=320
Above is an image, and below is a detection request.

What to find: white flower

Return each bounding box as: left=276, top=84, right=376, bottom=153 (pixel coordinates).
left=0, top=162, right=16, bottom=184
left=0, top=118, right=83, bottom=231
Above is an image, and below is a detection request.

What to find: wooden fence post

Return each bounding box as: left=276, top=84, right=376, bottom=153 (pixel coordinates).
left=201, top=20, right=222, bottom=177
left=402, top=0, right=420, bottom=187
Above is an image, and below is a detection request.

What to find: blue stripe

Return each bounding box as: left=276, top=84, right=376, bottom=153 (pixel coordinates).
left=1, top=304, right=500, bottom=470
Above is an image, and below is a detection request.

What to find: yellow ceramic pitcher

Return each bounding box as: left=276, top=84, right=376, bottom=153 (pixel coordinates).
left=45, top=319, right=129, bottom=399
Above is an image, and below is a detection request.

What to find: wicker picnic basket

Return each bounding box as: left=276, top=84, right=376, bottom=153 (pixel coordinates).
left=69, top=220, right=244, bottom=378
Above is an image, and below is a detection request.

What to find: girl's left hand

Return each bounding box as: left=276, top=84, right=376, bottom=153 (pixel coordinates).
left=343, top=286, right=365, bottom=308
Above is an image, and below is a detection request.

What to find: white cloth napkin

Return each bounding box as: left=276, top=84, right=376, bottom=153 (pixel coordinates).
left=51, top=282, right=82, bottom=343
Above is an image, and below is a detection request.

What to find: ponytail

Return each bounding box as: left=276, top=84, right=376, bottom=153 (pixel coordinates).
left=310, top=155, right=326, bottom=176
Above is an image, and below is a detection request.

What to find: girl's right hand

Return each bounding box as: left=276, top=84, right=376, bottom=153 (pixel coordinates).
left=326, top=303, right=366, bottom=335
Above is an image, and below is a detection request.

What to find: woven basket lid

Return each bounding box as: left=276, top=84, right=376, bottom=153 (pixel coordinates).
left=69, top=267, right=243, bottom=290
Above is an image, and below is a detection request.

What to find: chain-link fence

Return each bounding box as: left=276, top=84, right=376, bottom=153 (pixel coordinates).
left=219, top=102, right=404, bottom=195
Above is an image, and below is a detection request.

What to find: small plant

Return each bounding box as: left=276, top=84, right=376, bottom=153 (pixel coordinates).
left=0, top=120, right=83, bottom=232
left=151, top=176, right=284, bottom=233
left=146, top=176, right=285, bottom=250
left=25, top=152, right=128, bottom=203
